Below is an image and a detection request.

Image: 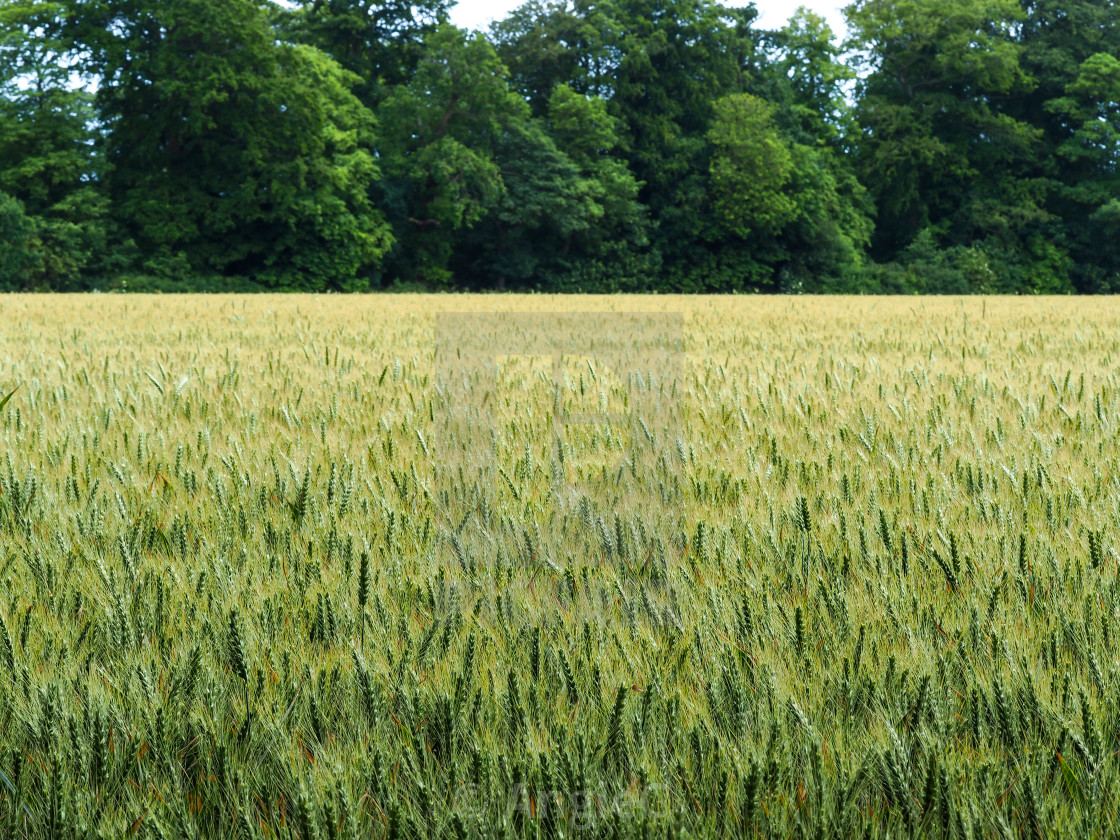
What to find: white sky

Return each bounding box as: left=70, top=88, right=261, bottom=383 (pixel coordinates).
left=449, top=0, right=848, bottom=40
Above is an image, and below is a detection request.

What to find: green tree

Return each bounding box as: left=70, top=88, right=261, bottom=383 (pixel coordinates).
left=71, top=0, right=392, bottom=289
left=607, top=0, right=759, bottom=285
left=846, top=0, right=1055, bottom=290
left=493, top=0, right=762, bottom=287
left=705, top=93, right=871, bottom=292
left=491, top=0, right=618, bottom=114
left=0, top=192, right=38, bottom=290
left=1056, top=55, right=1120, bottom=291
left=767, top=8, right=854, bottom=144
left=0, top=0, right=110, bottom=288
left=493, top=0, right=872, bottom=291
left=708, top=94, right=797, bottom=241
left=279, top=0, right=451, bottom=108
left=543, top=85, right=654, bottom=288
left=1010, top=0, right=1120, bottom=291
left=376, top=25, right=529, bottom=286
left=780, top=145, right=874, bottom=292
left=746, top=8, right=873, bottom=291
left=450, top=119, right=599, bottom=289
left=451, top=85, right=653, bottom=290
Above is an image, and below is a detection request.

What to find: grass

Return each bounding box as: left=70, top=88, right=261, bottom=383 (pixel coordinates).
left=0, top=294, right=1118, bottom=838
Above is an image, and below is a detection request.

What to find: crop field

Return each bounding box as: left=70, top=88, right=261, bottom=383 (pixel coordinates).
left=1, top=295, right=1119, bottom=839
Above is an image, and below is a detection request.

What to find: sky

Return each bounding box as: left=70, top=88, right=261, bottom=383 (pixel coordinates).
left=448, top=0, right=849, bottom=39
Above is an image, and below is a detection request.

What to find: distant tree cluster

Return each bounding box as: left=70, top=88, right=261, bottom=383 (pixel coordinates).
left=1, top=0, right=1118, bottom=292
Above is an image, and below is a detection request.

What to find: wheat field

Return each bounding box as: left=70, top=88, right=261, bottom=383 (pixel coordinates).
left=1, top=295, right=1118, bottom=839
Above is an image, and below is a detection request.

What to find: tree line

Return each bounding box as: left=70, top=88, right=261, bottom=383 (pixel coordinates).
left=1, top=0, right=1117, bottom=293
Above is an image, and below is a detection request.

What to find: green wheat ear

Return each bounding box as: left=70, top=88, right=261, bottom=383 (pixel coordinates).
left=228, top=610, right=248, bottom=682
left=0, top=385, right=18, bottom=412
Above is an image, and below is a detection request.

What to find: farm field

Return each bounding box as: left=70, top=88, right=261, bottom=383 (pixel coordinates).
left=1, top=295, right=1119, bottom=839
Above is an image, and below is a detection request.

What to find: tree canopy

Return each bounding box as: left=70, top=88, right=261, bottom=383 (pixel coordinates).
left=0, top=0, right=1117, bottom=292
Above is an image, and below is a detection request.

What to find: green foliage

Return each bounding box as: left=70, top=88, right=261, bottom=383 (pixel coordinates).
left=450, top=86, right=654, bottom=290
left=708, top=95, right=797, bottom=240
left=279, top=0, right=452, bottom=107
left=765, top=8, right=854, bottom=145
left=0, top=192, right=37, bottom=290
left=76, top=0, right=392, bottom=290
left=0, top=0, right=1118, bottom=290
left=453, top=120, right=602, bottom=289
left=546, top=83, right=617, bottom=168
left=491, top=0, right=618, bottom=113
left=1011, top=0, right=1120, bottom=292
left=0, top=88, right=110, bottom=289
left=0, top=2, right=109, bottom=289
left=847, top=0, right=1045, bottom=265
left=699, top=94, right=873, bottom=292
left=605, top=0, right=758, bottom=283
left=779, top=143, right=874, bottom=291
left=377, top=25, right=529, bottom=286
